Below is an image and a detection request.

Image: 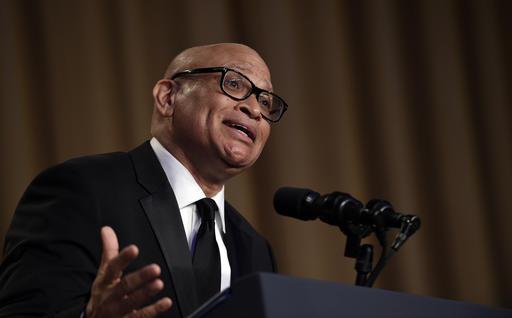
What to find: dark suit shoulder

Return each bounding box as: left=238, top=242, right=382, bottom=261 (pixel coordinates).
left=0, top=153, right=133, bottom=316
left=28, top=150, right=140, bottom=196
left=57, top=150, right=130, bottom=177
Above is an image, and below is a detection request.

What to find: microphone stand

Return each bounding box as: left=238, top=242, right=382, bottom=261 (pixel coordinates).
left=344, top=220, right=417, bottom=287
left=340, top=225, right=374, bottom=286
left=274, top=188, right=420, bottom=288
left=354, top=244, right=373, bottom=286
left=363, top=227, right=390, bottom=287
left=342, top=221, right=399, bottom=287
left=365, top=216, right=420, bottom=287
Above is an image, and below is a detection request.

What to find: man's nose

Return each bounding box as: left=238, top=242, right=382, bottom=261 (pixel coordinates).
left=236, top=97, right=262, bottom=120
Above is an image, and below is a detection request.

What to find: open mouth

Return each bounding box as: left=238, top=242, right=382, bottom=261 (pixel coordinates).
left=223, top=121, right=255, bottom=142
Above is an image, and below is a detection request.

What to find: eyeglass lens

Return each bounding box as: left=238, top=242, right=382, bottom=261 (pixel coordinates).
left=222, top=70, right=284, bottom=122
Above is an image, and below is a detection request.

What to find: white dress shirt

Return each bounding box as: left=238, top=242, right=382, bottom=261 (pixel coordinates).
left=150, top=138, right=231, bottom=291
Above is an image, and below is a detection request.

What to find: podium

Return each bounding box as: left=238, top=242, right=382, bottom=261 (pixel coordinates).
left=190, top=273, right=511, bottom=318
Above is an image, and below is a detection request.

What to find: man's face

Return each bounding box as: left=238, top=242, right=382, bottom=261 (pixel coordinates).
left=168, top=45, right=272, bottom=179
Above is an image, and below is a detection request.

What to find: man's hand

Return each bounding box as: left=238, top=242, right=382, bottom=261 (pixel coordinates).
left=86, top=226, right=172, bottom=317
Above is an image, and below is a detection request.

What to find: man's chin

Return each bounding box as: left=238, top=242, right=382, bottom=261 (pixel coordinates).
left=221, top=152, right=258, bottom=172
left=222, top=156, right=255, bottom=171
left=221, top=144, right=258, bottom=170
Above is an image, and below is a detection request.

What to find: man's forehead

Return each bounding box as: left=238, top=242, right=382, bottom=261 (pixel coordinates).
left=169, top=43, right=272, bottom=89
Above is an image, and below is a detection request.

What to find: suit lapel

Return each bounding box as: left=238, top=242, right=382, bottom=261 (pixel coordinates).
left=223, top=218, right=239, bottom=281
left=130, top=142, right=199, bottom=317
left=224, top=203, right=253, bottom=281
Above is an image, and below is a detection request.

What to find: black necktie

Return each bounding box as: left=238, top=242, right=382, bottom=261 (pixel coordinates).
left=193, top=198, right=221, bottom=304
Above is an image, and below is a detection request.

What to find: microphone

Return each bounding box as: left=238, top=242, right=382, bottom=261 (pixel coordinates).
left=273, top=187, right=362, bottom=226
left=274, top=186, right=421, bottom=287
left=273, top=187, right=421, bottom=241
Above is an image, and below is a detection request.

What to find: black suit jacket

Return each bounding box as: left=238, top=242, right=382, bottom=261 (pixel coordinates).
left=0, top=141, right=276, bottom=317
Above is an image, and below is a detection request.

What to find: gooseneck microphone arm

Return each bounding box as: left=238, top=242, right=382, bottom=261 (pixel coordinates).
left=273, top=187, right=421, bottom=287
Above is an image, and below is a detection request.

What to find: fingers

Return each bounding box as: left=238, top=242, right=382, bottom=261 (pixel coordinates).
left=101, top=245, right=139, bottom=285
left=88, top=227, right=173, bottom=317
left=110, top=264, right=161, bottom=301
left=115, top=278, right=165, bottom=315
left=99, top=246, right=138, bottom=285
left=125, top=297, right=173, bottom=318
left=111, top=265, right=170, bottom=316
left=97, top=226, right=139, bottom=287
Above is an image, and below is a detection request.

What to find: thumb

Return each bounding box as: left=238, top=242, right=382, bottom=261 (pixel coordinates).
left=100, top=226, right=119, bottom=267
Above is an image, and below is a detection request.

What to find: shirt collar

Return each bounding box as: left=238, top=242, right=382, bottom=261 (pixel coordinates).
left=150, top=137, right=226, bottom=233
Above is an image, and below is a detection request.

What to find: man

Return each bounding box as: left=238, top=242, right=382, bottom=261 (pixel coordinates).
left=0, top=43, right=287, bottom=317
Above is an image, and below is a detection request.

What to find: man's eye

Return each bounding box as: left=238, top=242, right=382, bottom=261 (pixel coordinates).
left=259, top=98, right=271, bottom=109
left=226, top=79, right=242, bottom=89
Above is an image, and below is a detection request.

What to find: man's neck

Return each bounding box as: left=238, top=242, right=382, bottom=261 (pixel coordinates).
left=153, top=136, right=226, bottom=197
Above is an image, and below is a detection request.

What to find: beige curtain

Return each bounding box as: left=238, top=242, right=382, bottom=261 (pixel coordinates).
left=1, top=0, right=510, bottom=309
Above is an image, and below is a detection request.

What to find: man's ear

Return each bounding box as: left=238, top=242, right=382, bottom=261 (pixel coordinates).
left=153, top=79, right=177, bottom=117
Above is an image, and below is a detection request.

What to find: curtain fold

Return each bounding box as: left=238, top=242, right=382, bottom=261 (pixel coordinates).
left=1, top=0, right=510, bottom=308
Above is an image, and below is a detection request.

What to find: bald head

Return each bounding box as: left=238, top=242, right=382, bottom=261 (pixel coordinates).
left=150, top=42, right=276, bottom=194
left=163, top=43, right=271, bottom=86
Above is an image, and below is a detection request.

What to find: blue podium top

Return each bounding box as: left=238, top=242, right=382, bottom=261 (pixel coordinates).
left=191, top=273, right=511, bottom=318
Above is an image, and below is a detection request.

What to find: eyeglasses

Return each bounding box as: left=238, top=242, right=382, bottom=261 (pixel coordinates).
left=171, top=67, right=288, bottom=123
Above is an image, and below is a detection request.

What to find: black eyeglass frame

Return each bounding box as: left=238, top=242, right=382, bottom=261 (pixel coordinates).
left=171, top=67, right=288, bottom=123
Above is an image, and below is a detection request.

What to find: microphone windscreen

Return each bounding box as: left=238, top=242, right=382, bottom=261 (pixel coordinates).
left=273, top=187, right=319, bottom=220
